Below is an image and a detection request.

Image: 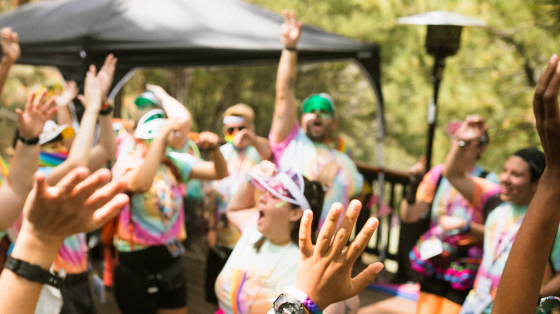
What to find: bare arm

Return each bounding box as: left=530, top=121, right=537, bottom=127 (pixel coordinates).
left=399, top=156, right=429, bottom=223
left=226, top=161, right=277, bottom=232
left=1, top=90, right=57, bottom=231
left=0, top=168, right=128, bottom=314
left=441, top=116, right=487, bottom=204
left=252, top=135, right=272, bottom=160
left=125, top=118, right=181, bottom=193
left=0, top=27, right=19, bottom=102
left=271, top=10, right=301, bottom=144
left=190, top=132, right=228, bottom=180
left=492, top=54, right=560, bottom=314
left=46, top=67, right=102, bottom=185
left=146, top=84, right=191, bottom=150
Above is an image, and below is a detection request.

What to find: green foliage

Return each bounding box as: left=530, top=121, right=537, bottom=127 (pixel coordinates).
left=3, top=0, right=560, bottom=174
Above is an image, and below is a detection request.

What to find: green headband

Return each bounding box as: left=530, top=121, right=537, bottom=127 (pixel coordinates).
left=135, top=91, right=162, bottom=108
left=302, top=94, right=335, bottom=115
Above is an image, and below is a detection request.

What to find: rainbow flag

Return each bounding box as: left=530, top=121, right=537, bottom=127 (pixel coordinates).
left=39, top=151, right=68, bottom=168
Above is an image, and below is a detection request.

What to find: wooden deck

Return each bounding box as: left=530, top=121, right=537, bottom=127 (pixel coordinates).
left=91, top=238, right=416, bottom=314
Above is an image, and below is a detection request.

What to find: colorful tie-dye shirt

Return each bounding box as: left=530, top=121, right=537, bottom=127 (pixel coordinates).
left=112, top=132, right=198, bottom=252
left=269, top=123, right=363, bottom=227
left=210, top=143, right=261, bottom=248
left=215, top=223, right=300, bottom=314
left=410, top=164, right=500, bottom=290
left=5, top=166, right=88, bottom=274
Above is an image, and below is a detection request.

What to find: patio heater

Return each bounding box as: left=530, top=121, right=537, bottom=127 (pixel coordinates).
left=396, top=11, right=486, bottom=170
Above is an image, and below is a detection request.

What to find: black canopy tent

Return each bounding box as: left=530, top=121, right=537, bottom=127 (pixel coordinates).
left=0, top=0, right=382, bottom=107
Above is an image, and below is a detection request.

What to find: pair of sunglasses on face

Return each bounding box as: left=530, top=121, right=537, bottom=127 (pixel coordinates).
left=225, top=126, right=246, bottom=135
left=303, top=109, right=333, bottom=120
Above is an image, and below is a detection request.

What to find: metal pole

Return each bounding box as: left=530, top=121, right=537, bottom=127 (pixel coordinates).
left=425, top=56, right=446, bottom=170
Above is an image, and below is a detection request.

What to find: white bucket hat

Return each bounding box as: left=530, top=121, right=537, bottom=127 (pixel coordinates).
left=39, top=120, right=74, bottom=145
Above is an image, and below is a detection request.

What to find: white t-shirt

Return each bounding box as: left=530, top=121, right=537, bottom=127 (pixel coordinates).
left=215, top=224, right=300, bottom=314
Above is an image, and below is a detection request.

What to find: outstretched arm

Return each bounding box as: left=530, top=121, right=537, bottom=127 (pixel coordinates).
left=190, top=132, right=228, bottom=180
left=399, top=156, right=430, bottom=223
left=0, top=167, right=128, bottom=314
left=441, top=116, right=487, bottom=204
left=146, top=84, right=191, bottom=150
left=125, top=117, right=182, bottom=193
left=46, top=66, right=103, bottom=185
left=0, top=90, right=57, bottom=231
left=88, top=54, right=118, bottom=171
left=271, top=10, right=301, bottom=144
left=492, top=54, right=560, bottom=314
left=0, top=27, right=19, bottom=101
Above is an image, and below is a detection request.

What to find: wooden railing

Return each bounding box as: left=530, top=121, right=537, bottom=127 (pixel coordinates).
left=354, top=162, right=409, bottom=261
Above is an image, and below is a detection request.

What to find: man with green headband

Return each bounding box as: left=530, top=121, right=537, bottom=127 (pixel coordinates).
left=269, top=10, right=363, bottom=237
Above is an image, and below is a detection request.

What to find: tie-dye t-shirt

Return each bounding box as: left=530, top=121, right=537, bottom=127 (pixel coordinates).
left=269, top=123, right=363, bottom=227
left=0, top=155, right=9, bottom=239
left=215, top=224, right=300, bottom=314
left=410, top=164, right=500, bottom=289
left=112, top=132, right=198, bottom=252
left=5, top=166, right=88, bottom=274
left=210, top=143, right=261, bottom=249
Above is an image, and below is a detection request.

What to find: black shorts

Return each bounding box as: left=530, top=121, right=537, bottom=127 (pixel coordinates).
left=113, top=245, right=187, bottom=314
left=419, top=275, right=470, bottom=305
left=204, top=245, right=233, bottom=303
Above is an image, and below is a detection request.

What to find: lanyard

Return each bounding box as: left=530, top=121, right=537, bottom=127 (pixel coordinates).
left=489, top=212, right=525, bottom=266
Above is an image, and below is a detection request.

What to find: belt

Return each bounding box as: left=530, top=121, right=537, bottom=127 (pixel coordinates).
left=62, top=271, right=89, bottom=285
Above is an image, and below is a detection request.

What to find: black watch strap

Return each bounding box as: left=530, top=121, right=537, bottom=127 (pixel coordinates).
left=4, top=256, right=64, bottom=288
left=17, top=130, right=39, bottom=145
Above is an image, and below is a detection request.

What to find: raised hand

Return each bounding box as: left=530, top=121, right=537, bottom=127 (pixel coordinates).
left=294, top=200, right=384, bottom=310
left=196, top=131, right=220, bottom=151
left=16, top=89, right=57, bottom=138
left=233, top=128, right=255, bottom=148
left=250, top=160, right=277, bottom=178
left=533, top=54, right=560, bottom=174
left=97, top=54, right=117, bottom=99
left=456, top=115, right=487, bottom=143
left=145, top=83, right=169, bottom=102
left=77, top=66, right=102, bottom=112
left=0, top=27, right=19, bottom=64
left=280, top=9, right=302, bottom=49
left=54, top=81, right=78, bottom=108
left=21, top=167, right=128, bottom=246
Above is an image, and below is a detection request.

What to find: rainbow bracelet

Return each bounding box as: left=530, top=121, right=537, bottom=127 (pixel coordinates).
left=285, top=286, right=323, bottom=314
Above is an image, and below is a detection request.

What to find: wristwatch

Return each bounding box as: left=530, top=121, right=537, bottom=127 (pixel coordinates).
left=458, top=140, right=471, bottom=148
left=4, top=256, right=64, bottom=288
left=272, top=293, right=305, bottom=314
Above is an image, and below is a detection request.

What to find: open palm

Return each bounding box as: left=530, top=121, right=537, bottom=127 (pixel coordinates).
left=16, top=89, right=57, bottom=138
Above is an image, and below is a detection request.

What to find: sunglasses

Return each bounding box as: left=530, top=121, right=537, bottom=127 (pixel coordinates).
left=225, top=126, right=246, bottom=135
left=303, top=110, right=333, bottom=120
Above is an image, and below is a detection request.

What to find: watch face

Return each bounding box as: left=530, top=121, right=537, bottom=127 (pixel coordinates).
left=278, top=303, right=301, bottom=314
left=273, top=294, right=304, bottom=314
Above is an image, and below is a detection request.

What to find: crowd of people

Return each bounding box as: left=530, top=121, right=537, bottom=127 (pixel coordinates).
left=0, top=8, right=560, bottom=314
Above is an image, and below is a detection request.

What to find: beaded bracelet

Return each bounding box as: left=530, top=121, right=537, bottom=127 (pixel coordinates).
left=539, top=296, right=560, bottom=313
left=285, top=285, right=323, bottom=314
